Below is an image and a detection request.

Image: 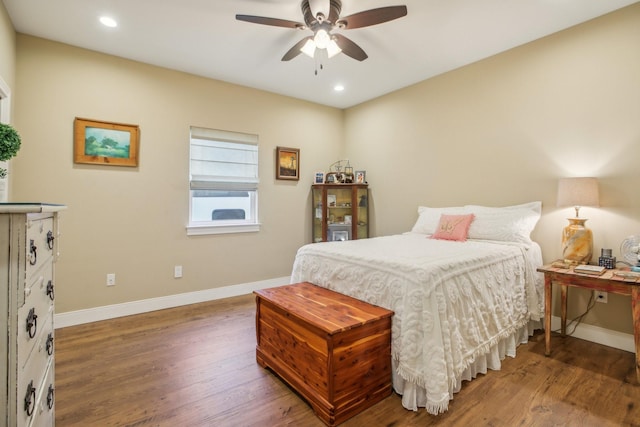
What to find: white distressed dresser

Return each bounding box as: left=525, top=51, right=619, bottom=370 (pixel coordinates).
left=1, top=203, right=66, bottom=427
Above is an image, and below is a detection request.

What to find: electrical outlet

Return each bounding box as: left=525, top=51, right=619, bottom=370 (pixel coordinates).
left=174, top=265, right=183, bottom=278
left=595, top=291, right=607, bottom=303
left=106, top=273, right=116, bottom=286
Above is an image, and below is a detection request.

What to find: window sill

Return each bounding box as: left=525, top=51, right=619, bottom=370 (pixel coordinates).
left=186, top=222, right=261, bottom=236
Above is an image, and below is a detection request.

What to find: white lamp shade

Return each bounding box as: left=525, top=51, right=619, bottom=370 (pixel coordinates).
left=557, top=177, right=600, bottom=209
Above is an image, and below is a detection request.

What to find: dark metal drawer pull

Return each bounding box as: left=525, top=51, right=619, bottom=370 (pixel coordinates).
left=24, top=380, right=36, bottom=416
left=46, top=280, right=54, bottom=301
left=47, top=384, right=55, bottom=410
left=47, top=230, right=54, bottom=250
left=46, top=332, right=54, bottom=356
left=26, top=308, right=38, bottom=339
left=29, top=239, right=37, bottom=265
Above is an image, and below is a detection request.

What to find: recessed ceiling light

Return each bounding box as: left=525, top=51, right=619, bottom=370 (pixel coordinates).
left=99, top=16, right=118, bottom=28
left=334, top=84, right=345, bottom=92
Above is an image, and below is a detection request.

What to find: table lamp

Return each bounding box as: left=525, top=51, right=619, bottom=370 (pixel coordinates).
left=557, top=177, right=600, bottom=264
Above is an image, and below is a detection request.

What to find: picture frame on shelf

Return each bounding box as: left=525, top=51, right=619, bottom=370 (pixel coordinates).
left=355, top=170, right=366, bottom=184
left=332, top=230, right=349, bottom=241
left=314, top=171, right=325, bottom=184
left=325, top=172, right=339, bottom=183
left=276, top=146, right=300, bottom=180
left=327, top=194, right=337, bottom=207
left=73, top=117, right=140, bottom=167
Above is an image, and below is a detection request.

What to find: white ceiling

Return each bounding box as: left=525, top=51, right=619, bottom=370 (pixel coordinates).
left=3, top=0, right=637, bottom=109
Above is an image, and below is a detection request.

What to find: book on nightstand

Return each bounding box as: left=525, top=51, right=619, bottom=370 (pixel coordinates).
left=573, top=264, right=606, bottom=275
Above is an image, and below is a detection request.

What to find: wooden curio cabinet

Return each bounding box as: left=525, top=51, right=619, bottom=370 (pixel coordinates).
left=312, top=184, right=369, bottom=242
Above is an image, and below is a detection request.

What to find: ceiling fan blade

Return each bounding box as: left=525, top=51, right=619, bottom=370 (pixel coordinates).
left=281, top=37, right=313, bottom=61
left=338, top=6, right=408, bottom=29
left=236, top=14, right=303, bottom=29
left=332, top=34, right=368, bottom=61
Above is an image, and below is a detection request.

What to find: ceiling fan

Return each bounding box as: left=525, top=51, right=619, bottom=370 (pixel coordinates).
left=236, top=0, right=408, bottom=62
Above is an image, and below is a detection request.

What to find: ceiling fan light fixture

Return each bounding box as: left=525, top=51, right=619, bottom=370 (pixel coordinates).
left=313, top=28, right=331, bottom=49
left=326, top=39, right=342, bottom=58
left=300, top=39, right=316, bottom=57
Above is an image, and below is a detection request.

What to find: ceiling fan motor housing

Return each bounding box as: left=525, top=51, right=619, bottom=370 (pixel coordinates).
left=302, top=0, right=342, bottom=28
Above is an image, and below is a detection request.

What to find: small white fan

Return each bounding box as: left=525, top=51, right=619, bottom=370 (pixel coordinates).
left=620, top=235, right=640, bottom=271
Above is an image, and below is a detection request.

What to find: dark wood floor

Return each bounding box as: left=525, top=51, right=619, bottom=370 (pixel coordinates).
left=55, top=294, right=640, bottom=426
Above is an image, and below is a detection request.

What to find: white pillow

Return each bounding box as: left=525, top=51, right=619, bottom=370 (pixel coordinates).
left=465, top=201, right=542, bottom=215
left=411, top=206, right=469, bottom=235
left=464, top=202, right=542, bottom=243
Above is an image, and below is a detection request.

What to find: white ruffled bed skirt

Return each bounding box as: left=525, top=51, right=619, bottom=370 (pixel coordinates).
left=392, top=319, right=542, bottom=415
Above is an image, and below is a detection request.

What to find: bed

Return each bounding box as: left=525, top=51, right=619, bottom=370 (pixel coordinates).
left=290, top=202, right=544, bottom=415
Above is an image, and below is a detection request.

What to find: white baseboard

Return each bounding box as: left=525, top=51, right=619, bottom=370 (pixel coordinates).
left=550, top=315, right=635, bottom=353
left=54, top=276, right=291, bottom=329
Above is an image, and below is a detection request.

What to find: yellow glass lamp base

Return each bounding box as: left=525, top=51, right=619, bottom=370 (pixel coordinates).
left=562, top=218, right=593, bottom=265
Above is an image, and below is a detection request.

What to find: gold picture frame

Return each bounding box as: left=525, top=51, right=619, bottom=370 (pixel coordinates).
left=276, top=146, right=299, bottom=180
left=74, top=117, right=140, bottom=167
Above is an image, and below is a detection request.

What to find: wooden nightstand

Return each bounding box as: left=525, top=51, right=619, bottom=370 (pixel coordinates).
left=537, top=264, right=640, bottom=382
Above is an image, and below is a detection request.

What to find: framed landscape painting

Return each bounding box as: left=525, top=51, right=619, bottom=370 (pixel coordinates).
left=74, top=117, right=140, bottom=167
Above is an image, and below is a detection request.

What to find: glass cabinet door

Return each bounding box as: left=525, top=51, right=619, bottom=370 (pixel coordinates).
left=312, top=184, right=368, bottom=242
left=356, top=186, right=368, bottom=239
left=312, top=187, right=324, bottom=242
left=326, top=186, right=353, bottom=242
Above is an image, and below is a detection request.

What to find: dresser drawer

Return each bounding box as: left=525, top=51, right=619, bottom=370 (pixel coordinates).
left=18, top=274, right=54, bottom=363
left=29, top=362, right=55, bottom=427
left=18, top=303, right=54, bottom=372
left=23, top=264, right=55, bottom=325
left=25, top=217, right=55, bottom=285
left=18, top=311, right=54, bottom=427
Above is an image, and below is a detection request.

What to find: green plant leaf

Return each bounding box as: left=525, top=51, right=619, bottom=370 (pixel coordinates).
left=0, top=123, right=22, bottom=162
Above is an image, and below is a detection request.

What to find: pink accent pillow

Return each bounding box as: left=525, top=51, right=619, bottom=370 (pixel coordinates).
left=431, top=214, right=475, bottom=242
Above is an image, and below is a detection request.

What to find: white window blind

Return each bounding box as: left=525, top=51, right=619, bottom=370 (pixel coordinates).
left=190, top=127, right=258, bottom=190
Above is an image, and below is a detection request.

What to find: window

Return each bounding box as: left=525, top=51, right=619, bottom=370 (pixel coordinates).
left=187, top=127, right=259, bottom=235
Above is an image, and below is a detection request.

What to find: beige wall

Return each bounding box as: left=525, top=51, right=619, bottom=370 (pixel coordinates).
left=345, top=4, right=640, bottom=333
left=0, top=1, right=16, bottom=203
left=0, top=2, right=15, bottom=93
left=7, top=4, right=640, bottom=335
left=12, top=36, right=343, bottom=313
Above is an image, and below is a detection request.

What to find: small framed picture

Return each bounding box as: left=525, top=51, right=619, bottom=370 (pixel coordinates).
left=314, top=171, right=325, bottom=184
left=344, top=215, right=352, bottom=224
left=276, top=146, right=300, bottom=180
left=355, top=170, right=366, bottom=184
left=327, top=194, right=337, bottom=207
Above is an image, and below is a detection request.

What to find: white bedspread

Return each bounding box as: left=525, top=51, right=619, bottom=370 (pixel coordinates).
left=290, top=233, right=544, bottom=414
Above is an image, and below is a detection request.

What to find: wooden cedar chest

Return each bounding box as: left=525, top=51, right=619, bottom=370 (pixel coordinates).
left=254, top=282, right=394, bottom=426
